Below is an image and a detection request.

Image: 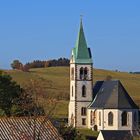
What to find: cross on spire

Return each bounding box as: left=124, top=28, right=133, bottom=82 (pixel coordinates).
left=80, top=15, right=83, bottom=25
left=80, top=15, right=83, bottom=20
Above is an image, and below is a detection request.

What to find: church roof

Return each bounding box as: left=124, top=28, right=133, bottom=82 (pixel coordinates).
left=72, top=19, right=92, bottom=64
left=89, top=80, right=139, bottom=109
left=98, top=130, right=133, bottom=140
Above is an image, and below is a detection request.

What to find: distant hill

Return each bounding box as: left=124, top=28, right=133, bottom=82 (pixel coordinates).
left=5, top=67, right=140, bottom=118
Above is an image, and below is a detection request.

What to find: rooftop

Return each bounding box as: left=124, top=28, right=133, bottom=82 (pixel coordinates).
left=89, top=80, right=139, bottom=109
left=0, top=117, right=63, bottom=140
left=98, top=130, right=133, bottom=140
left=71, top=19, right=92, bottom=64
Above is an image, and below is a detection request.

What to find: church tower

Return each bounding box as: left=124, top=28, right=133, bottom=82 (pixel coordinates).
left=68, top=19, right=93, bottom=128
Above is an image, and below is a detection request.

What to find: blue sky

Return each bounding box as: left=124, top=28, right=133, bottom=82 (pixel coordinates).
left=0, top=0, right=140, bottom=71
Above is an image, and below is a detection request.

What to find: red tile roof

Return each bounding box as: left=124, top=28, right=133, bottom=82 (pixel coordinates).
left=0, top=117, right=63, bottom=140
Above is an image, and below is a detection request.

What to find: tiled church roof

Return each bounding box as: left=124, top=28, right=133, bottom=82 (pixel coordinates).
left=89, top=80, right=139, bottom=109
left=0, top=117, right=63, bottom=140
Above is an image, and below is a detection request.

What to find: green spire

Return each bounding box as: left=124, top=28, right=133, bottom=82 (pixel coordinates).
left=71, top=19, right=92, bottom=64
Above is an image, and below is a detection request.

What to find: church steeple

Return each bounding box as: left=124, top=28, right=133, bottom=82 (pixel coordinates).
left=71, top=19, right=92, bottom=64
left=69, top=19, right=93, bottom=128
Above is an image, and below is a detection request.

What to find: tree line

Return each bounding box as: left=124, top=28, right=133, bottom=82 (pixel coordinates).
left=11, top=58, right=70, bottom=72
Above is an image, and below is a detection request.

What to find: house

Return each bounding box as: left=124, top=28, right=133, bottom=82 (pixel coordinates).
left=87, top=80, right=139, bottom=131
left=97, top=130, right=133, bottom=140
left=0, top=117, right=63, bottom=140
left=68, top=19, right=139, bottom=135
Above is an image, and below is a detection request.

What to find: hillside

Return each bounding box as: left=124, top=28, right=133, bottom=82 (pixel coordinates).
left=6, top=67, right=140, bottom=118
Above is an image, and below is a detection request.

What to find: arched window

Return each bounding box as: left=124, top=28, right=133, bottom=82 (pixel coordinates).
left=71, top=68, right=74, bottom=80
left=82, top=85, right=86, bottom=97
left=122, top=111, right=128, bottom=126
left=134, top=112, right=137, bottom=126
left=71, top=114, right=74, bottom=126
left=90, top=111, right=93, bottom=125
left=84, top=67, right=88, bottom=79
left=81, top=107, right=86, bottom=116
left=72, top=86, right=73, bottom=97
left=71, top=55, right=74, bottom=62
left=99, top=112, right=101, bottom=126
left=80, top=67, right=84, bottom=79
left=108, top=112, right=113, bottom=126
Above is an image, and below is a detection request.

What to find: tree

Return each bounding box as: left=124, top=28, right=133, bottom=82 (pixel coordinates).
left=57, top=123, right=86, bottom=140
left=11, top=60, right=23, bottom=70
left=9, top=79, right=58, bottom=140
left=22, top=64, right=30, bottom=72
left=21, top=79, right=56, bottom=116
left=0, top=74, right=22, bottom=116
left=0, top=70, right=3, bottom=75
left=0, top=73, right=46, bottom=117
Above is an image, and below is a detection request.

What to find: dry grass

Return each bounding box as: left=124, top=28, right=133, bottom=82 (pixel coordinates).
left=6, top=67, right=140, bottom=117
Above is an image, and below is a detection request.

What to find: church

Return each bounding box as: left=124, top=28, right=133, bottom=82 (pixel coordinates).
left=68, top=19, right=139, bottom=133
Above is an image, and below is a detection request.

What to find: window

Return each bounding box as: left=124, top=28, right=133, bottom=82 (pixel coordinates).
left=84, top=67, right=88, bottom=79
left=71, top=114, right=74, bottom=126
left=80, top=67, right=84, bottom=79
left=71, top=68, right=74, bottom=80
left=99, top=112, right=101, bottom=126
left=108, top=112, right=113, bottom=126
left=90, top=111, right=93, bottom=125
left=79, top=67, right=89, bottom=80
left=82, top=118, right=86, bottom=125
left=82, top=85, right=86, bottom=97
left=122, top=111, right=128, bottom=126
left=134, top=112, right=137, bottom=126
left=81, top=107, right=86, bottom=116
left=71, top=55, right=74, bottom=62
left=72, top=86, right=73, bottom=97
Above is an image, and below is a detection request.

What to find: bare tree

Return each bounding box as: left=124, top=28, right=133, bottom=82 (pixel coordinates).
left=10, top=79, right=58, bottom=140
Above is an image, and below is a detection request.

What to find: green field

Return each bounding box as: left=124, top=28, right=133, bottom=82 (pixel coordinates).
left=6, top=67, right=140, bottom=118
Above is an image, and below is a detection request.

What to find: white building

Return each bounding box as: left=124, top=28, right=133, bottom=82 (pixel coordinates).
left=68, top=19, right=139, bottom=133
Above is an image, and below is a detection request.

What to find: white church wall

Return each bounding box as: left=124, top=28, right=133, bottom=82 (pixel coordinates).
left=76, top=102, right=91, bottom=128
left=68, top=101, right=75, bottom=126
left=103, top=109, right=118, bottom=130
left=70, top=81, right=75, bottom=100
left=96, top=109, right=103, bottom=131
left=70, top=63, right=76, bottom=80
left=118, top=109, right=133, bottom=130
left=87, top=109, right=92, bottom=129
left=97, top=131, right=104, bottom=140
left=87, top=108, right=139, bottom=131
left=69, top=63, right=76, bottom=126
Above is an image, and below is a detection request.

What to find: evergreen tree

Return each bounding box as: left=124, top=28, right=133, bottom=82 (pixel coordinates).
left=0, top=74, right=22, bottom=116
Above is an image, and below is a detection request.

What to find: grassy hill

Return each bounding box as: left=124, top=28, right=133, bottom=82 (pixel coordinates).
left=6, top=67, right=140, bottom=118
